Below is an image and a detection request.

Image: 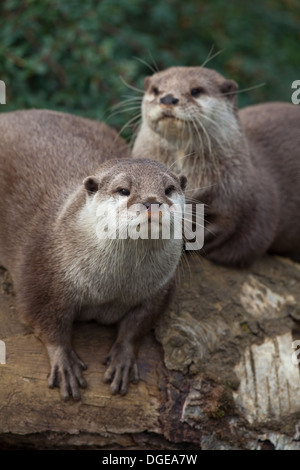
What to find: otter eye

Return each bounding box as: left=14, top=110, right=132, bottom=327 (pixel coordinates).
left=119, top=188, right=130, bottom=196
left=191, top=87, right=205, bottom=97
left=152, top=86, right=159, bottom=96
left=165, top=185, right=175, bottom=196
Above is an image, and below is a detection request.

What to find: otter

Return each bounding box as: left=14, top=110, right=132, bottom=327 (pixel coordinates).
left=0, top=109, right=186, bottom=400
left=132, top=66, right=300, bottom=267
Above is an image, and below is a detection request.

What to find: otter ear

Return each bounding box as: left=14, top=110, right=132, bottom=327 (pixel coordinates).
left=143, top=76, right=151, bottom=91
left=179, top=174, right=187, bottom=192
left=83, top=176, right=99, bottom=195
left=220, top=79, right=238, bottom=98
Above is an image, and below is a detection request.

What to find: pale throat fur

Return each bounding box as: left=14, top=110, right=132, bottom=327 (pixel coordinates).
left=52, top=161, right=186, bottom=308
left=132, top=66, right=248, bottom=192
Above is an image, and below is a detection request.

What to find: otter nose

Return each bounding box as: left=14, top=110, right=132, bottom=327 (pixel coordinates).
left=160, top=94, right=179, bottom=106
left=144, top=200, right=162, bottom=211
left=144, top=202, right=161, bottom=209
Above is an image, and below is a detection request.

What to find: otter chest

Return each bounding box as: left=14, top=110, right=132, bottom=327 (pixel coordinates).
left=64, top=243, right=176, bottom=309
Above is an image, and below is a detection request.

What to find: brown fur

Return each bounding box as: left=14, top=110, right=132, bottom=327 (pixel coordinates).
left=133, top=66, right=300, bottom=266
left=0, top=109, right=186, bottom=400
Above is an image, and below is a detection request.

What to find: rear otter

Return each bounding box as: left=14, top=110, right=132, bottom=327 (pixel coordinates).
left=132, top=66, right=300, bottom=266
left=0, top=109, right=186, bottom=400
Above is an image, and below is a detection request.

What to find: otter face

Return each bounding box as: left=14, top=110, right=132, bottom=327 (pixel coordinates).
left=142, top=66, right=238, bottom=145
left=83, top=159, right=187, bottom=241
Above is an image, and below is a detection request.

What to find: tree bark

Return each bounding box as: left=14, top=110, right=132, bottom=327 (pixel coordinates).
left=1, top=254, right=300, bottom=450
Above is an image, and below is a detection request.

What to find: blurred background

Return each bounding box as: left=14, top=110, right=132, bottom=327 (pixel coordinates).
left=0, top=0, right=299, bottom=139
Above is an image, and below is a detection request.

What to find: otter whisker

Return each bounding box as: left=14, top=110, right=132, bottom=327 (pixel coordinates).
left=184, top=182, right=218, bottom=193
left=177, top=249, right=192, bottom=285
left=118, top=113, right=142, bottom=138
left=194, top=115, right=226, bottom=181
left=133, top=56, right=158, bottom=74
left=129, top=123, right=143, bottom=149
left=165, top=152, right=194, bottom=172
left=146, top=49, right=160, bottom=72
left=119, top=75, right=144, bottom=94
left=190, top=118, right=212, bottom=179
left=197, top=111, right=234, bottom=154
left=188, top=120, right=203, bottom=176
left=110, top=102, right=142, bottom=113
left=201, top=46, right=225, bottom=68
left=111, top=98, right=143, bottom=111
left=217, top=82, right=266, bottom=97
left=197, top=112, right=224, bottom=136
left=193, top=116, right=212, bottom=156
left=107, top=106, right=143, bottom=122
left=171, top=212, right=207, bottom=232
left=190, top=119, right=205, bottom=158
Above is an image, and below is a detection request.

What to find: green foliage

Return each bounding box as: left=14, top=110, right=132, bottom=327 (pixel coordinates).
left=0, top=0, right=299, bottom=139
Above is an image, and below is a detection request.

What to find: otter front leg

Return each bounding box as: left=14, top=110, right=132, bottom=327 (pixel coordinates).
left=104, top=282, right=176, bottom=395
left=46, top=344, right=87, bottom=401
left=103, top=339, right=139, bottom=395
left=18, top=294, right=87, bottom=400
left=103, top=303, right=151, bottom=395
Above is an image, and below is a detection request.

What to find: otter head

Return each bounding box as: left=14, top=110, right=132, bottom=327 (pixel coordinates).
left=142, top=66, right=238, bottom=147
left=83, top=159, right=187, bottom=242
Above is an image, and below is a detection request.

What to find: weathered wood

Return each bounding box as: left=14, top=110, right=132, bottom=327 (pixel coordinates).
left=1, top=254, right=300, bottom=450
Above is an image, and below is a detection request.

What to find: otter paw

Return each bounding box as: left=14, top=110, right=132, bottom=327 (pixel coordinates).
left=46, top=345, right=87, bottom=401
left=103, top=345, right=139, bottom=395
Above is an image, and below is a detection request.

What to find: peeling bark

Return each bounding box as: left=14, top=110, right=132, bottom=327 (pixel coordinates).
left=1, top=255, right=300, bottom=450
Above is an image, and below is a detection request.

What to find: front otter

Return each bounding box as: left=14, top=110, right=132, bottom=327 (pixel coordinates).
left=0, top=110, right=186, bottom=400
left=133, top=66, right=300, bottom=266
